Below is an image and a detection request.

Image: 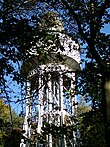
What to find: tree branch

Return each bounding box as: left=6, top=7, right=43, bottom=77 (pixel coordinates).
left=61, top=0, right=108, bottom=74
left=61, top=0, right=89, bottom=42
left=95, top=0, right=110, bottom=36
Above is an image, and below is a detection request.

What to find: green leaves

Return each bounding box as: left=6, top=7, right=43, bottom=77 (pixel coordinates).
left=78, top=109, right=106, bottom=147
left=1, top=0, right=110, bottom=146
left=0, top=99, right=23, bottom=147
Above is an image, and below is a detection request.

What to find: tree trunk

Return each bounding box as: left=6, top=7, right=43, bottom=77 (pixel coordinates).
left=102, top=72, right=110, bottom=146
left=104, top=73, right=110, bottom=146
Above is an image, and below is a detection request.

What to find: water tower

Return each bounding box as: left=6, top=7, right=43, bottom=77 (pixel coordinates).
left=21, top=12, right=80, bottom=147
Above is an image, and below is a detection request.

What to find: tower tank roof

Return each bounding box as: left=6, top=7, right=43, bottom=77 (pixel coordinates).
left=39, top=11, right=64, bottom=32
left=21, top=12, right=80, bottom=76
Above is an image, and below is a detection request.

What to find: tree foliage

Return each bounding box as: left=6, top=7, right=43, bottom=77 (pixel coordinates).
left=77, top=98, right=106, bottom=146
left=0, top=99, right=23, bottom=147
left=0, top=0, right=110, bottom=146
left=33, top=0, right=110, bottom=146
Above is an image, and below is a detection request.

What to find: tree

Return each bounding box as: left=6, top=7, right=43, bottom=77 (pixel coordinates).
left=0, top=0, right=61, bottom=101
left=0, top=99, right=10, bottom=146
left=32, top=0, right=110, bottom=146
left=77, top=97, right=91, bottom=115
left=0, top=99, right=23, bottom=147
left=1, top=0, right=110, bottom=146
left=77, top=97, right=106, bottom=146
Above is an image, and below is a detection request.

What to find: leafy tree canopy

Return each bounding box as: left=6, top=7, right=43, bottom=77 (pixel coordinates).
left=0, top=0, right=110, bottom=146
left=0, top=99, right=23, bottom=147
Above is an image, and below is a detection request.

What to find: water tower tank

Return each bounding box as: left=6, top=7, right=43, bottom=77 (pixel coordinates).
left=21, top=12, right=80, bottom=147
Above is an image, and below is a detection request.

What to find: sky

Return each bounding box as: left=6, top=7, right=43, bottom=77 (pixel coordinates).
left=2, top=7, right=110, bottom=115
left=9, top=22, right=110, bottom=115
left=101, top=23, right=110, bottom=34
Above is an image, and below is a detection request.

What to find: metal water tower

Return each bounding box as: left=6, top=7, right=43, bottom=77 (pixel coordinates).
left=21, top=12, right=80, bottom=147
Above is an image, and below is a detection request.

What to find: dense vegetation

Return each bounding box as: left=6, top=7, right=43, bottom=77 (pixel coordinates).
left=0, top=0, right=110, bottom=146
left=0, top=99, right=22, bottom=147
